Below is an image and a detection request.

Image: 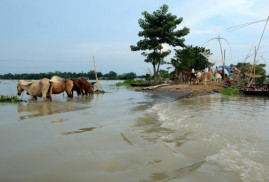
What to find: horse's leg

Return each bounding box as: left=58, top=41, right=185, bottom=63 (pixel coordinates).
left=42, top=93, right=47, bottom=101
left=80, top=87, right=84, bottom=96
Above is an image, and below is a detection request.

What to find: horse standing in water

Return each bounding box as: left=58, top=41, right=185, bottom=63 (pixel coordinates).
left=17, top=79, right=53, bottom=101
left=50, top=76, right=74, bottom=98
left=71, top=78, right=94, bottom=96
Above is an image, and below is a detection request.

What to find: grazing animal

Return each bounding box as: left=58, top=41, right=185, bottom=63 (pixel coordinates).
left=182, top=70, right=196, bottom=84
left=194, top=71, right=203, bottom=84
left=80, top=78, right=94, bottom=95
left=200, top=72, right=213, bottom=85
left=194, top=71, right=203, bottom=80
left=171, top=73, right=180, bottom=80
left=71, top=78, right=94, bottom=96
left=50, top=76, right=74, bottom=98
left=214, top=73, right=222, bottom=82
left=17, top=79, right=53, bottom=101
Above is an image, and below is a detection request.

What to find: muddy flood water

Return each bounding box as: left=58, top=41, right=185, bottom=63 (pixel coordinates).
left=1, top=80, right=269, bottom=182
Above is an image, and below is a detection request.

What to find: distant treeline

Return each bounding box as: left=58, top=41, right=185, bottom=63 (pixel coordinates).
left=0, top=70, right=141, bottom=80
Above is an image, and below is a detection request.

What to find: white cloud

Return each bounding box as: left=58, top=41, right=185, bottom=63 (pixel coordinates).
left=161, top=43, right=170, bottom=52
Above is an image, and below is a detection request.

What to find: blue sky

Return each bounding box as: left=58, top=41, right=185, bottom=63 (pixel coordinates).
left=0, top=0, right=269, bottom=75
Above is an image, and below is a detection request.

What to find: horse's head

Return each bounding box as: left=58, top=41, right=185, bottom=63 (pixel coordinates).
left=86, top=83, right=94, bottom=94
left=17, top=83, right=24, bottom=96
left=89, top=84, right=94, bottom=93
left=17, top=81, right=32, bottom=96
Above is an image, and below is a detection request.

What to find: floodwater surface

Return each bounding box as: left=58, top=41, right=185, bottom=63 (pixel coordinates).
left=0, top=80, right=269, bottom=182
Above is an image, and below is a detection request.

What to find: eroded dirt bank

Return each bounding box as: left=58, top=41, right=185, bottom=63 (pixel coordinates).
left=136, top=81, right=226, bottom=100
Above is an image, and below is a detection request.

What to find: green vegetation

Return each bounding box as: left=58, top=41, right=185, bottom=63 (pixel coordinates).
left=220, top=87, right=244, bottom=96
left=0, top=95, right=25, bottom=103
left=131, top=4, right=189, bottom=84
left=0, top=71, right=138, bottom=80
left=94, top=90, right=106, bottom=94
left=116, top=80, right=150, bottom=88
left=171, top=45, right=213, bottom=72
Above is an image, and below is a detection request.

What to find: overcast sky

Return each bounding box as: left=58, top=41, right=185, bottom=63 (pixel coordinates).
left=0, top=0, right=269, bottom=75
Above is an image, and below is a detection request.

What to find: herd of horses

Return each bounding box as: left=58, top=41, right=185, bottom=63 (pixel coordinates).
left=17, top=70, right=222, bottom=102
left=172, top=70, right=222, bottom=85
left=17, top=76, right=94, bottom=101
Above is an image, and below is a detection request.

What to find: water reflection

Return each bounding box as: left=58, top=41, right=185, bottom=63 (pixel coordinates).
left=142, top=160, right=205, bottom=182
left=17, top=95, right=94, bottom=120
left=57, top=126, right=100, bottom=136
left=120, top=132, right=133, bottom=146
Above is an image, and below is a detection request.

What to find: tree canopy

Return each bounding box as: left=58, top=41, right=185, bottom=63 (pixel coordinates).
left=130, top=4, right=189, bottom=84
left=171, top=45, right=212, bottom=72
left=0, top=71, right=137, bottom=80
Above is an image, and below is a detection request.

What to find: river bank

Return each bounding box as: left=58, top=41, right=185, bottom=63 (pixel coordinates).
left=136, top=81, right=226, bottom=100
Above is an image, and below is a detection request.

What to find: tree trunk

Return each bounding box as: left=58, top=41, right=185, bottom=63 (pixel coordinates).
left=152, top=61, right=162, bottom=85
left=153, top=64, right=158, bottom=85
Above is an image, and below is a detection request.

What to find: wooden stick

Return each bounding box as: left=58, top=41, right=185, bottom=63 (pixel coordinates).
left=93, top=56, right=99, bottom=91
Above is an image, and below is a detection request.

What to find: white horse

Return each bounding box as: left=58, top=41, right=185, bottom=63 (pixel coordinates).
left=17, top=79, right=53, bottom=101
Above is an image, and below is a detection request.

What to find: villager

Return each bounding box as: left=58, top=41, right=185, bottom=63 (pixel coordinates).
left=244, top=83, right=249, bottom=91
left=260, top=83, right=264, bottom=90
left=191, top=68, right=195, bottom=73
left=181, top=73, right=185, bottom=82
left=226, top=77, right=232, bottom=87
left=204, top=67, right=208, bottom=73
left=215, top=66, right=218, bottom=74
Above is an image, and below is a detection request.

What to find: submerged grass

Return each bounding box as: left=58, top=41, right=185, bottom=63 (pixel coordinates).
left=116, top=80, right=150, bottom=88
left=0, top=95, right=25, bottom=103
left=220, top=86, right=244, bottom=96
left=94, top=90, right=106, bottom=94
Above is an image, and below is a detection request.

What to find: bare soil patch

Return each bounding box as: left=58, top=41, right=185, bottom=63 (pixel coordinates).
left=136, top=81, right=226, bottom=100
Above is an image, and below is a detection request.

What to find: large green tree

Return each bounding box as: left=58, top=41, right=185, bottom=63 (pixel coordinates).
left=130, top=4, right=189, bottom=84
left=171, top=45, right=212, bottom=72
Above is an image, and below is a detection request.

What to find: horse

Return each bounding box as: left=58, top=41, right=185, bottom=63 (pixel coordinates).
left=200, top=72, right=213, bottom=85
left=71, top=78, right=94, bottom=96
left=50, top=76, right=74, bottom=98
left=17, top=79, right=53, bottom=101
left=214, top=72, right=222, bottom=82
left=182, top=70, right=196, bottom=84
left=171, top=73, right=180, bottom=80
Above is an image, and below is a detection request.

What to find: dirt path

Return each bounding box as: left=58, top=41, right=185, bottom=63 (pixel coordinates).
left=136, top=81, right=226, bottom=100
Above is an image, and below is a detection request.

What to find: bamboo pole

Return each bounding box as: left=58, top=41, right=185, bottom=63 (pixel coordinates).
left=217, top=35, right=225, bottom=78
left=93, top=56, right=99, bottom=91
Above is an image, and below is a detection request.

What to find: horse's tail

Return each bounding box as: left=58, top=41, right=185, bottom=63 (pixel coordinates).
left=48, top=81, right=53, bottom=101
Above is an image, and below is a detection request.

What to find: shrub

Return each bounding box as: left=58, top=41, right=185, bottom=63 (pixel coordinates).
left=220, top=87, right=244, bottom=96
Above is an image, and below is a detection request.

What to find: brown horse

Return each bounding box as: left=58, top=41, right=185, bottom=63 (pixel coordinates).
left=71, top=78, right=94, bottom=96
left=200, top=72, right=213, bottom=85
left=17, top=79, right=53, bottom=101
left=182, top=70, right=196, bottom=84
left=50, top=76, right=74, bottom=98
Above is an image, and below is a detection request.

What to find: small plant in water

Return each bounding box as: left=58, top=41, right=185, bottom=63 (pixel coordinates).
left=220, top=86, right=244, bottom=96
left=0, top=95, right=25, bottom=103
left=116, top=79, right=150, bottom=88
